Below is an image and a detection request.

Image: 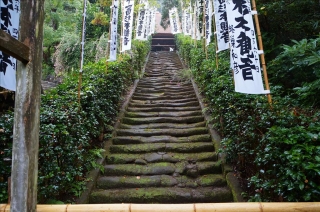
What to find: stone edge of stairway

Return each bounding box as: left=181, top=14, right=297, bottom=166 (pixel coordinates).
left=76, top=52, right=151, bottom=204
left=176, top=51, right=245, bottom=202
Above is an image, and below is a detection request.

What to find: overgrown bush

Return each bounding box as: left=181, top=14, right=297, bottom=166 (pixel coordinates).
left=176, top=34, right=320, bottom=202
left=0, top=40, right=150, bottom=203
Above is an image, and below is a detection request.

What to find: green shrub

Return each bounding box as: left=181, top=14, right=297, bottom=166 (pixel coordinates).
left=176, top=34, right=320, bottom=202
left=0, top=40, right=150, bottom=203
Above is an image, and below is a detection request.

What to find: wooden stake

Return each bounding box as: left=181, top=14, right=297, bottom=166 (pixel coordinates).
left=251, top=0, right=272, bottom=104
left=11, top=1, right=45, bottom=211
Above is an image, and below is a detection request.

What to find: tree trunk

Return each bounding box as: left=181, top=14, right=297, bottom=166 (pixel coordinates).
left=11, top=1, right=45, bottom=212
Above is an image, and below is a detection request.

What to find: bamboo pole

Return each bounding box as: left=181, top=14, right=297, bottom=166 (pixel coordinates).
left=1, top=203, right=320, bottom=212
left=251, top=0, right=272, bottom=104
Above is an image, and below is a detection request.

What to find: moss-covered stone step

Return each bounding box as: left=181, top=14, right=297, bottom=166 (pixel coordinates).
left=102, top=161, right=221, bottom=176
left=96, top=174, right=226, bottom=189
left=122, top=116, right=204, bottom=125
left=136, top=85, right=194, bottom=91
left=119, top=122, right=206, bottom=130
left=116, top=127, right=208, bottom=137
left=106, top=152, right=217, bottom=164
left=129, top=100, right=199, bottom=108
left=126, top=106, right=201, bottom=112
left=131, top=94, right=197, bottom=101
left=112, top=134, right=211, bottom=145
left=135, top=87, right=195, bottom=94
left=110, top=142, right=214, bottom=154
left=134, top=89, right=196, bottom=96
left=89, top=187, right=233, bottom=203
left=124, top=111, right=202, bottom=118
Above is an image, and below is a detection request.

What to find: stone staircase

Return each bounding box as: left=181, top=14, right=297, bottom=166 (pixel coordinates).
left=89, top=51, right=233, bottom=203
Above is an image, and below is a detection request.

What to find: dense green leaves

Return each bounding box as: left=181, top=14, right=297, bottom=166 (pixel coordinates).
left=0, top=40, right=150, bottom=203
left=176, top=34, right=320, bottom=202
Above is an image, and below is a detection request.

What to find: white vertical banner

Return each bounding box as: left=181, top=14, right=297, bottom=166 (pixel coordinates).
left=197, top=0, right=204, bottom=38
left=195, top=1, right=201, bottom=40
left=0, top=0, right=20, bottom=91
left=142, top=2, right=149, bottom=40
left=191, top=4, right=196, bottom=40
left=226, top=0, right=268, bottom=94
left=214, top=0, right=229, bottom=52
left=169, top=7, right=181, bottom=34
left=184, top=8, right=191, bottom=36
left=122, top=0, right=134, bottom=51
left=80, top=0, right=87, bottom=73
left=109, top=0, right=119, bottom=61
left=135, top=4, right=146, bottom=40
left=150, top=8, right=156, bottom=35
left=205, top=0, right=212, bottom=46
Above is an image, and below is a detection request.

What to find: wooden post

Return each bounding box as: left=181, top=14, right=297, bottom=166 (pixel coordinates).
left=251, top=0, right=272, bottom=104
left=11, top=0, right=45, bottom=212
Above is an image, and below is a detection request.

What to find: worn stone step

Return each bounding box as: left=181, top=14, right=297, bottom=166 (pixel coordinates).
left=106, top=152, right=217, bottom=164
left=112, top=134, right=211, bottom=145
left=102, top=161, right=221, bottom=176
left=96, top=174, right=226, bottom=189
left=136, top=85, right=194, bottom=91
left=133, top=90, right=196, bottom=96
left=129, top=99, right=199, bottom=107
left=131, top=94, right=197, bottom=101
left=135, top=88, right=195, bottom=94
left=119, top=121, right=206, bottom=129
left=125, top=111, right=202, bottom=118
left=121, top=116, right=204, bottom=125
left=90, top=187, right=233, bottom=203
left=116, top=127, right=208, bottom=137
left=126, top=106, right=201, bottom=112
left=110, top=142, right=214, bottom=154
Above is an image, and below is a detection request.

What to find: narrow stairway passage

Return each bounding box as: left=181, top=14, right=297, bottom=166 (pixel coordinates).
left=89, top=52, right=233, bottom=203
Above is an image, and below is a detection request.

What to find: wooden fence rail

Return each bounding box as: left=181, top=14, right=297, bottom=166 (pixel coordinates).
left=1, top=203, right=320, bottom=212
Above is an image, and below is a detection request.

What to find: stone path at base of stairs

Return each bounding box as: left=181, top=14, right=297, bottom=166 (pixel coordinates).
left=89, top=52, right=233, bottom=204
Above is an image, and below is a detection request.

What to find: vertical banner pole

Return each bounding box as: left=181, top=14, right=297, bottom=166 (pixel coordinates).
left=251, top=0, right=272, bottom=104
left=78, top=0, right=87, bottom=104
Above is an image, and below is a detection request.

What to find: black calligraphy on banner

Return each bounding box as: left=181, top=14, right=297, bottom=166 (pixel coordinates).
left=109, top=0, right=119, bottom=61
left=136, top=8, right=146, bottom=40
left=122, top=0, right=134, bottom=51
left=205, top=0, right=212, bottom=45
left=226, top=0, right=266, bottom=94
left=213, top=0, right=229, bottom=51
left=0, top=0, right=20, bottom=91
left=197, top=0, right=204, bottom=35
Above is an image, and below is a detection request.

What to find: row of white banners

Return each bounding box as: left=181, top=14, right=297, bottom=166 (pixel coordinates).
left=177, top=0, right=270, bottom=95
left=0, top=0, right=156, bottom=91
left=1, top=0, right=268, bottom=95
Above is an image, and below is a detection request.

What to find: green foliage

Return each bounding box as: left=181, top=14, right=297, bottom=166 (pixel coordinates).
left=131, top=39, right=151, bottom=78
left=176, top=34, right=320, bottom=202
left=268, top=37, right=320, bottom=106
left=0, top=41, right=150, bottom=203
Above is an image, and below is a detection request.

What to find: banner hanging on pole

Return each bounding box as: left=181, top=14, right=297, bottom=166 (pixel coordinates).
left=80, top=0, right=87, bottom=72
left=213, top=0, right=229, bottom=52
left=122, top=0, right=134, bottom=51
left=0, top=0, right=20, bottom=91
left=226, top=0, right=268, bottom=94
left=135, top=3, right=146, bottom=40
left=205, top=0, right=212, bottom=46
left=169, top=7, right=181, bottom=34
left=109, top=0, right=119, bottom=61
left=150, top=8, right=156, bottom=35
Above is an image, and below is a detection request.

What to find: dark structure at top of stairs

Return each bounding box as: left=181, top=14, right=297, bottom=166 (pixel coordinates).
left=151, top=33, right=175, bottom=52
